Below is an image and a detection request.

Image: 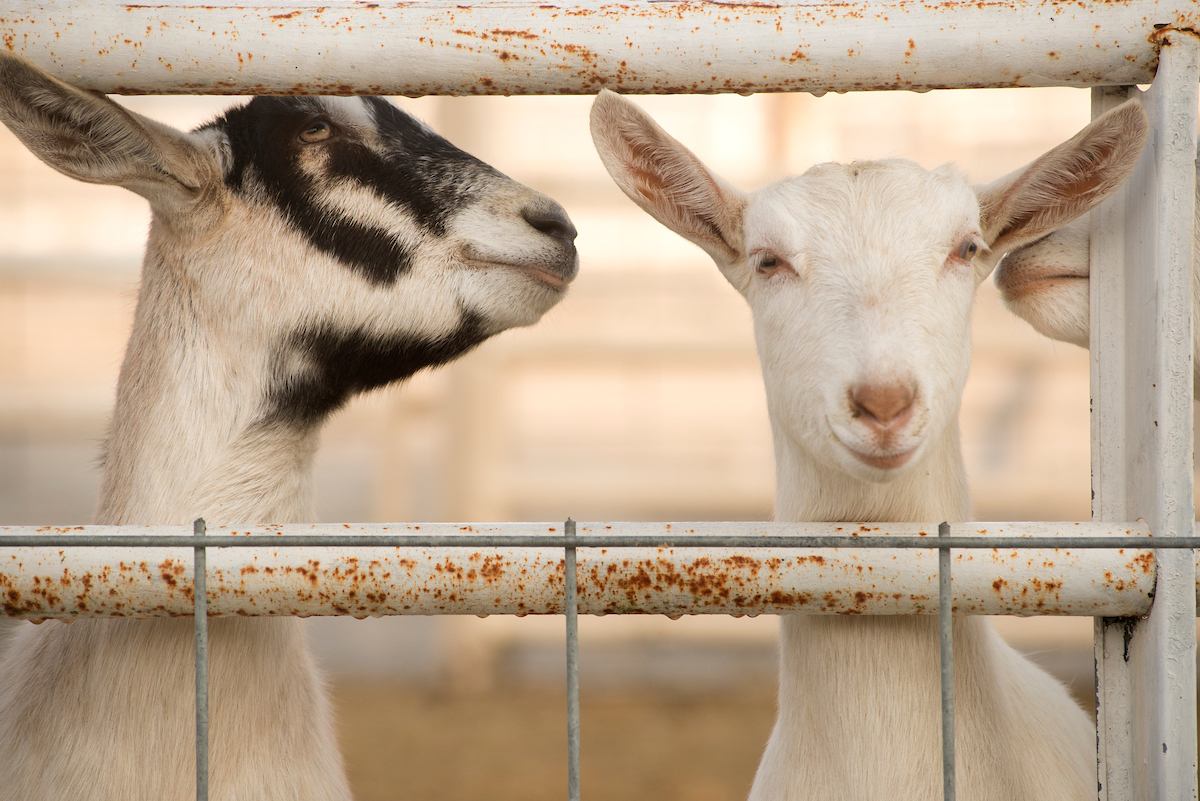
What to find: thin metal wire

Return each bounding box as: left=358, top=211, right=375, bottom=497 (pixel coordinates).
left=193, top=518, right=209, bottom=801
left=938, top=522, right=955, bottom=801
left=0, top=533, right=1184, bottom=549
left=564, top=518, right=581, bottom=801
left=561, top=520, right=580, bottom=801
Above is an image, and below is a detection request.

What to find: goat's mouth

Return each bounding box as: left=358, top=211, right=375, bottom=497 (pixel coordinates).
left=843, top=445, right=917, bottom=470
left=461, top=255, right=575, bottom=290
left=852, top=448, right=916, bottom=470
left=831, top=429, right=919, bottom=473
left=999, top=273, right=1086, bottom=303
left=995, top=260, right=1087, bottom=303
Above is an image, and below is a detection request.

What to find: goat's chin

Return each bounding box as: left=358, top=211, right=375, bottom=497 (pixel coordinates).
left=1001, top=281, right=1090, bottom=349
left=457, top=267, right=573, bottom=331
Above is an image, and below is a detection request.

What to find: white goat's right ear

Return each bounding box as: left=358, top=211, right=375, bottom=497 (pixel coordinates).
left=0, top=52, right=221, bottom=219
left=973, top=98, right=1147, bottom=281
left=589, top=89, right=748, bottom=282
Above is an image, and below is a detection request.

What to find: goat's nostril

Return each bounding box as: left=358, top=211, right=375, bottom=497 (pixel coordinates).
left=522, top=202, right=578, bottom=246
left=849, top=383, right=916, bottom=427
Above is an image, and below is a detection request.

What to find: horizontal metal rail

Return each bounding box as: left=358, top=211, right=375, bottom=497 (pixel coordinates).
left=0, top=521, right=1171, bottom=619
left=2, top=1, right=1196, bottom=96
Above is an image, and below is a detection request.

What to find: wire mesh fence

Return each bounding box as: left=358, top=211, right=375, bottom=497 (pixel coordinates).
left=3, top=519, right=1195, bottom=800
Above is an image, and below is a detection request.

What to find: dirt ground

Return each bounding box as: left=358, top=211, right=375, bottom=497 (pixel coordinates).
left=333, top=676, right=1094, bottom=801
left=333, top=682, right=778, bottom=801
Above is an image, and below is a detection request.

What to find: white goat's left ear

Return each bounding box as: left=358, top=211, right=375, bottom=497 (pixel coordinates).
left=589, top=89, right=750, bottom=290
left=973, top=98, right=1148, bottom=281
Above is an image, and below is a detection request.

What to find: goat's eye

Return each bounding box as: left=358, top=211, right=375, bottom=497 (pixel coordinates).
left=753, top=251, right=796, bottom=278
left=755, top=253, right=791, bottom=275
left=299, top=120, right=333, bottom=144
left=956, top=239, right=979, bottom=261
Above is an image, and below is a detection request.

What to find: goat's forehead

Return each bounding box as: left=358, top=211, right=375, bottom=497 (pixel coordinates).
left=200, top=95, right=433, bottom=140
left=746, top=160, right=979, bottom=249
left=311, top=95, right=377, bottom=128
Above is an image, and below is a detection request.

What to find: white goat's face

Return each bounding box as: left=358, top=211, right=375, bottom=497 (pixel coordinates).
left=590, top=89, right=1146, bottom=487
left=742, top=163, right=982, bottom=481
left=0, top=54, right=578, bottom=429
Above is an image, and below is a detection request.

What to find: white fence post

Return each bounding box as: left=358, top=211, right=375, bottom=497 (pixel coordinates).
left=1091, top=32, right=1199, bottom=801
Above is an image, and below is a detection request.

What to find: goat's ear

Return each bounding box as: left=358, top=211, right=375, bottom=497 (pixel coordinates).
left=0, top=53, right=221, bottom=220
left=973, top=98, right=1147, bottom=282
left=590, top=89, right=749, bottom=283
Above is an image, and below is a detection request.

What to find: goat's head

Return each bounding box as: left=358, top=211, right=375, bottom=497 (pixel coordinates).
left=996, top=146, right=1200, bottom=393
left=591, top=89, right=1146, bottom=483
left=0, top=53, right=577, bottom=428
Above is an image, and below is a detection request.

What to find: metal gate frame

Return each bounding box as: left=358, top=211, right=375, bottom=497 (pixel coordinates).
left=1, top=3, right=1198, bottom=800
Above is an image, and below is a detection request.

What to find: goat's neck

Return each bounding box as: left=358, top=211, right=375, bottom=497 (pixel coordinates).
left=772, top=418, right=971, bottom=525
left=771, top=415, right=986, bottom=734
left=97, top=243, right=315, bottom=527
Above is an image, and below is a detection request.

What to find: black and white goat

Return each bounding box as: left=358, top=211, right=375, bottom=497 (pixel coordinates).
left=0, top=53, right=577, bottom=800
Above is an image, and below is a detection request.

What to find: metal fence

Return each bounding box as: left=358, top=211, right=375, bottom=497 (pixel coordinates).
left=2, top=2, right=1199, bottom=801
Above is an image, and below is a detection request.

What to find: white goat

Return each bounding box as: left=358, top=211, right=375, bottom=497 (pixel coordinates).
left=0, top=54, right=577, bottom=801
left=590, top=89, right=1147, bottom=800
left=995, top=141, right=1200, bottom=392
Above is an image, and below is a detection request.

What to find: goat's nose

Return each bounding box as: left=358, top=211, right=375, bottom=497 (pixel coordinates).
left=522, top=200, right=578, bottom=248
left=849, top=383, right=916, bottom=429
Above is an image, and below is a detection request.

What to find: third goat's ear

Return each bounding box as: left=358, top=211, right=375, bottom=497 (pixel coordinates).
left=973, top=98, right=1148, bottom=281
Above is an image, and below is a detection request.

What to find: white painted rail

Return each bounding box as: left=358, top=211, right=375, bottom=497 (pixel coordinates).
left=1, top=0, right=1196, bottom=96
left=0, top=522, right=1163, bottom=619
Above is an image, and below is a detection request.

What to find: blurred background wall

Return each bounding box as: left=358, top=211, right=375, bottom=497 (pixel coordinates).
left=0, top=87, right=1179, bottom=799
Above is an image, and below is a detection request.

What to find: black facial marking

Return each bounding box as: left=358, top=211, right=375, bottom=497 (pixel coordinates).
left=264, top=312, right=490, bottom=429
left=354, top=97, right=499, bottom=236
left=211, top=96, right=495, bottom=285
left=214, top=97, right=410, bottom=285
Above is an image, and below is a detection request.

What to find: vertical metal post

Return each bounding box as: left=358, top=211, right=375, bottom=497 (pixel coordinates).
left=938, top=521, right=956, bottom=801
left=1090, top=83, right=1136, bottom=801
left=1090, top=33, right=1198, bottom=801
left=564, top=518, right=581, bottom=801
left=194, top=518, right=209, bottom=801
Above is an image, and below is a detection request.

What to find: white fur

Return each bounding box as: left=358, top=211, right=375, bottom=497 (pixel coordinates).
left=0, top=53, right=576, bottom=801
left=590, top=88, right=1147, bottom=801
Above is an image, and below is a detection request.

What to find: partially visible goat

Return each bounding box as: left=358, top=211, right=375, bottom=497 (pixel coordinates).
left=996, top=140, right=1200, bottom=392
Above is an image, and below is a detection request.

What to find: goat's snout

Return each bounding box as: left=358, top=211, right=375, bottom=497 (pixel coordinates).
left=522, top=200, right=578, bottom=249
left=849, top=382, right=916, bottom=433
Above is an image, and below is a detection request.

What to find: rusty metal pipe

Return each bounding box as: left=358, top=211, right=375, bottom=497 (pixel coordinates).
left=0, top=522, right=1163, bottom=619
left=0, top=1, right=1194, bottom=96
